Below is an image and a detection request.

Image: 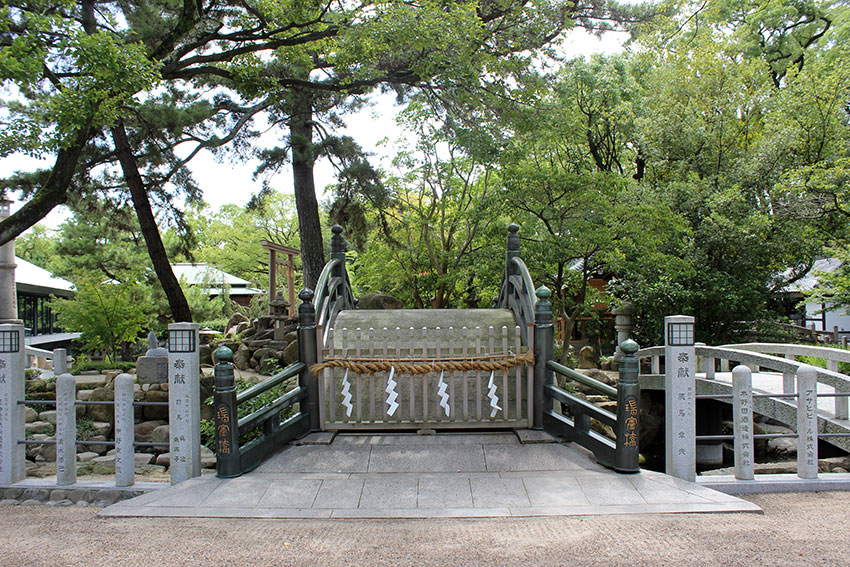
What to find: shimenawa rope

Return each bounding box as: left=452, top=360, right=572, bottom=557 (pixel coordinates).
left=309, top=350, right=535, bottom=376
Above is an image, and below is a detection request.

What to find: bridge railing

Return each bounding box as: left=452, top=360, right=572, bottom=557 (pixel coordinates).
left=494, top=224, right=640, bottom=473
left=638, top=343, right=850, bottom=419
left=313, top=225, right=355, bottom=347
left=543, top=340, right=641, bottom=473
left=497, top=224, right=536, bottom=347
left=637, top=325, right=850, bottom=487
left=213, top=290, right=320, bottom=477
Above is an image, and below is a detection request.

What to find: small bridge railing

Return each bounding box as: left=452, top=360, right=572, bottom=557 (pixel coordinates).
left=313, top=226, right=356, bottom=347
left=497, top=224, right=536, bottom=347
left=497, top=224, right=641, bottom=473
left=214, top=288, right=323, bottom=477
left=543, top=351, right=641, bottom=472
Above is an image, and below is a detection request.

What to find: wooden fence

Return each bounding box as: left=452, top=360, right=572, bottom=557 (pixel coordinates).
left=318, top=325, right=533, bottom=430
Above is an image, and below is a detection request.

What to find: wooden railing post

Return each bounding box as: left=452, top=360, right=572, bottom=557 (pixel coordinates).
left=330, top=225, right=345, bottom=282
left=533, top=286, right=554, bottom=430
left=298, top=289, right=320, bottom=430
left=505, top=223, right=520, bottom=283
left=615, top=339, right=640, bottom=473
left=213, top=346, right=241, bottom=478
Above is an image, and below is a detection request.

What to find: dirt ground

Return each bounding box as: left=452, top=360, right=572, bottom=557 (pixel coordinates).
left=1, top=492, right=848, bottom=566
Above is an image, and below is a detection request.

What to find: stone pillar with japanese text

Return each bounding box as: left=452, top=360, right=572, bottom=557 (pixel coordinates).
left=0, top=324, right=25, bottom=484
left=732, top=365, right=754, bottom=480
left=796, top=365, right=818, bottom=480
left=168, top=322, right=201, bottom=484
left=665, top=315, right=696, bottom=482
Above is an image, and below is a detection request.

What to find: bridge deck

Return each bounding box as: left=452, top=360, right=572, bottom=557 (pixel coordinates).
left=99, top=432, right=759, bottom=518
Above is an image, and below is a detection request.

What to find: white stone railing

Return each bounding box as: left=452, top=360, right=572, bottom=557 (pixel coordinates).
left=637, top=343, right=850, bottom=419
left=636, top=331, right=850, bottom=488
left=1, top=323, right=202, bottom=492
left=24, top=346, right=73, bottom=374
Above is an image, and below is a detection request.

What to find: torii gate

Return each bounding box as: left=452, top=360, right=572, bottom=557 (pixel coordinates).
left=261, top=240, right=300, bottom=318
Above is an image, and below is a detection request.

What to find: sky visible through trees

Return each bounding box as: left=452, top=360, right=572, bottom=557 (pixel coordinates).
left=0, top=27, right=628, bottom=224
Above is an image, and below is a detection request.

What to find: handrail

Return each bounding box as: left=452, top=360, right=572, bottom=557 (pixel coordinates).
left=544, top=384, right=617, bottom=428
left=236, top=362, right=305, bottom=405
left=722, top=343, right=850, bottom=364
left=312, top=258, right=342, bottom=313
left=547, top=360, right=617, bottom=397
left=511, top=257, right=537, bottom=311
left=238, top=386, right=306, bottom=435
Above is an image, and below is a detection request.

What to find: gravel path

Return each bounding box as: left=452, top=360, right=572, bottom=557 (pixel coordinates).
left=1, top=492, right=848, bottom=566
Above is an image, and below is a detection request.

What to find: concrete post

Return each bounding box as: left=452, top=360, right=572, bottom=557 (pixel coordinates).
left=664, top=315, right=696, bottom=482
left=55, top=373, right=76, bottom=486
left=783, top=353, right=795, bottom=394
left=297, top=289, right=320, bottom=431
left=732, top=365, right=754, bottom=481
left=796, top=365, right=818, bottom=480
left=0, top=324, right=25, bottom=484
left=826, top=359, right=848, bottom=419
left=53, top=348, right=68, bottom=376
left=114, top=373, right=135, bottom=487
left=167, top=322, right=200, bottom=484
left=0, top=200, right=21, bottom=325
left=532, top=286, right=554, bottom=430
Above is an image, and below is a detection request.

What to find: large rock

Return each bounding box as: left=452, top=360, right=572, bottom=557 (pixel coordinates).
left=24, top=407, right=38, bottom=423
left=577, top=345, right=598, bottom=369
left=233, top=344, right=252, bottom=371
left=135, top=420, right=167, bottom=443
left=199, top=344, right=212, bottom=366
left=142, top=390, right=169, bottom=421
left=151, top=425, right=169, bottom=445
left=282, top=340, right=299, bottom=366
left=226, top=312, right=249, bottom=336
left=26, top=421, right=53, bottom=435
left=357, top=293, right=403, bottom=310
left=87, top=388, right=114, bottom=422
left=253, top=347, right=277, bottom=363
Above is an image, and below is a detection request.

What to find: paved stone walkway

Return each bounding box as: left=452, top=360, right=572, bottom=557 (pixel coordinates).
left=101, top=432, right=759, bottom=518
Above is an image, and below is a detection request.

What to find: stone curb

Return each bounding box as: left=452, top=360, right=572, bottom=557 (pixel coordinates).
left=0, top=483, right=161, bottom=508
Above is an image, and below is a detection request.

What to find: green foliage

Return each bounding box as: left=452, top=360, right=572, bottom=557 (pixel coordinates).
left=76, top=416, right=98, bottom=441
left=51, top=276, right=151, bottom=360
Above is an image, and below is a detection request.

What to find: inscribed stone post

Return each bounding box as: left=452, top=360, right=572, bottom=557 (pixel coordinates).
left=114, top=373, right=135, bottom=487
left=0, top=324, right=25, bottom=484
left=53, top=348, right=67, bottom=376
left=55, top=373, right=76, bottom=486
left=732, top=366, right=754, bottom=481
left=168, top=322, right=201, bottom=484
left=796, top=365, right=818, bottom=480
left=664, top=315, right=696, bottom=482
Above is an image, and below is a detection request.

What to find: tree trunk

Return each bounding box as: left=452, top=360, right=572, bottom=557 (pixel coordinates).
left=290, top=90, right=325, bottom=290
left=111, top=120, right=193, bottom=322
left=0, top=126, right=92, bottom=246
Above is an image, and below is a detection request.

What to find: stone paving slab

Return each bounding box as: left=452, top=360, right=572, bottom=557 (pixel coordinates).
left=99, top=433, right=762, bottom=519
